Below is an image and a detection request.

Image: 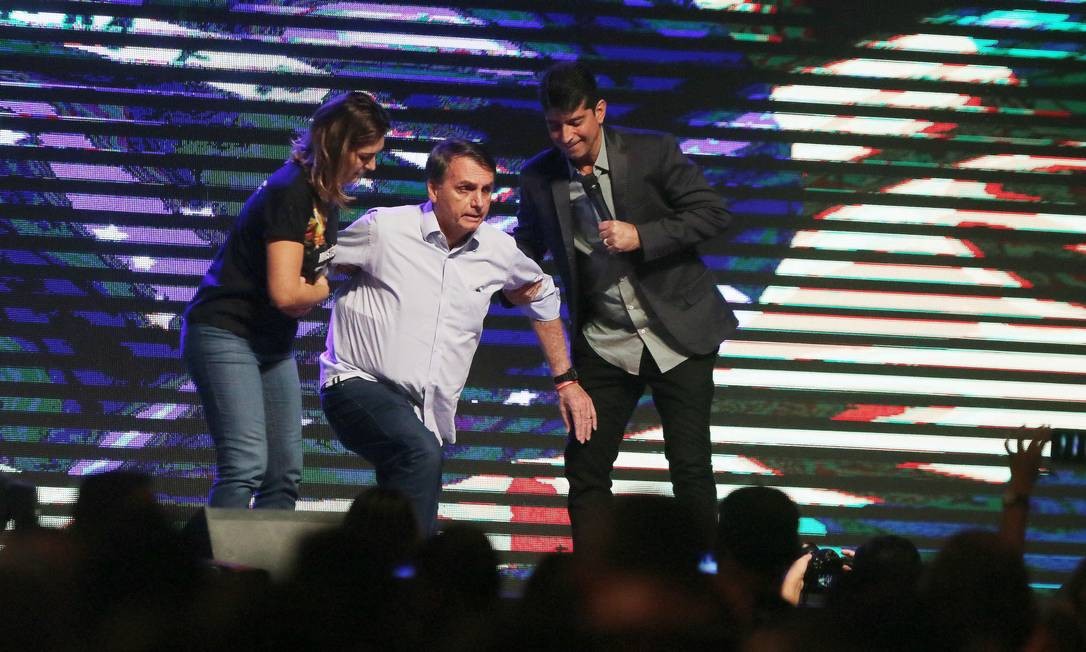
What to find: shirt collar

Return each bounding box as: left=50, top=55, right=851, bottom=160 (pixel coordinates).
left=566, top=129, right=610, bottom=181
left=420, top=201, right=480, bottom=252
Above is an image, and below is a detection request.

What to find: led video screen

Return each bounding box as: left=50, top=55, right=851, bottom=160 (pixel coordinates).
left=1, top=0, right=1084, bottom=587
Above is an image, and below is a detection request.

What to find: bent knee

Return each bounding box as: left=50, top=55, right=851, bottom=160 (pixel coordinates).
left=409, top=437, right=443, bottom=471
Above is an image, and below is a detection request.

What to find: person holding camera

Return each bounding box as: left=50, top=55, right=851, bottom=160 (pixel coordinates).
left=714, top=486, right=802, bottom=629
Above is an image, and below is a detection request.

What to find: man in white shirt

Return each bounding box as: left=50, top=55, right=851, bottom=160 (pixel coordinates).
left=320, top=139, right=595, bottom=534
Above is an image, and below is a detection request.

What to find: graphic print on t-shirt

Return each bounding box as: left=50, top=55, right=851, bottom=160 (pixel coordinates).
left=302, top=203, right=335, bottom=282
left=305, top=204, right=326, bottom=248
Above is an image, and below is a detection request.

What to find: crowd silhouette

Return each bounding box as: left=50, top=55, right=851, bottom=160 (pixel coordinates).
left=1, top=429, right=1083, bottom=651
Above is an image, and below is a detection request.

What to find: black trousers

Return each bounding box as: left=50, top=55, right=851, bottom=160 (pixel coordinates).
left=566, top=334, right=717, bottom=548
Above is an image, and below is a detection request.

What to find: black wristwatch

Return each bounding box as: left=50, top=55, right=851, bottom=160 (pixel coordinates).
left=552, top=368, right=579, bottom=385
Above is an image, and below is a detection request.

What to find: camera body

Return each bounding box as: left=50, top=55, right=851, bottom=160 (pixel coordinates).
left=1051, top=429, right=1085, bottom=463
left=0, top=476, right=37, bottom=530
left=800, top=543, right=846, bottom=605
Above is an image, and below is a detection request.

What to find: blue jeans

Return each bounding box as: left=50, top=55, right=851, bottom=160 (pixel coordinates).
left=320, top=377, right=442, bottom=535
left=182, top=322, right=302, bottom=509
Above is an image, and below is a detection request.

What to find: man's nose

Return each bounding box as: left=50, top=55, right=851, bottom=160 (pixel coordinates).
left=471, top=191, right=488, bottom=209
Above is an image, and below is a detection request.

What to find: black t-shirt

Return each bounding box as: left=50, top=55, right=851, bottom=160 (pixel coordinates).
left=184, top=160, right=339, bottom=354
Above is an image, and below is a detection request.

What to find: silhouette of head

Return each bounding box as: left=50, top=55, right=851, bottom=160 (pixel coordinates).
left=716, top=486, right=801, bottom=581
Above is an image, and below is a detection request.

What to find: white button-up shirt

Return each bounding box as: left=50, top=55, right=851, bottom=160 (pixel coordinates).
left=319, top=201, right=559, bottom=444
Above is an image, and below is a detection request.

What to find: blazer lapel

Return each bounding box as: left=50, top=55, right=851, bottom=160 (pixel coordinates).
left=544, top=150, right=581, bottom=326
left=605, top=127, right=630, bottom=224
left=547, top=154, right=577, bottom=268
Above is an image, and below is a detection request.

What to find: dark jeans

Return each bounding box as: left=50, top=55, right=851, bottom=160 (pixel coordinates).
left=567, top=336, right=717, bottom=548
left=182, top=322, right=302, bottom=510
left=320, top=377, right=443, bottom=535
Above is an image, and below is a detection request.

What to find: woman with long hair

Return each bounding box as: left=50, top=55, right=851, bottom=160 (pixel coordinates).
left=182, top=91, right=390, bottom=509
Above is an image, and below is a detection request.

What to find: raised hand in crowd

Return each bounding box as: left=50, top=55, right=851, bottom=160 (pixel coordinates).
left=1000, top=425, right=1051, bottom=551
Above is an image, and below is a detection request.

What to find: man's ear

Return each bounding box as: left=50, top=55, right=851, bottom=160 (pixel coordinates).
left=426, top=180, right=438, bottom=203
left=595, top=99, right=607, bottom=124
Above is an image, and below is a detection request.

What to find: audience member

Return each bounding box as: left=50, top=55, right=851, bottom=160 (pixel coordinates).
left=920, top=530, right=1037, bottom=652
left=828, top=534, right=921, bottom=607
left=578, top=494, right=737, bottom=651
left=412, top=524, right=502, bottom=652
left=0, top=527, right=80, bottom=651
left=2, top=462, right=1078, bottom=651
left=1034, top=556, right=1086, bottom=651
left=342, top=485, right=422, bottom=572
left=262, top=487, right=424, bottom=651
left=70, top=471, right=210, bottom=650
left=814, top=535, right=931, bottom=651
left=500, top=552, right=589, bottom=651
left=714, top=486, right=800, bottom=632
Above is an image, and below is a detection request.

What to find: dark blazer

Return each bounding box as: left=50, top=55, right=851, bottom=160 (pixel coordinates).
left=514, top=125, right=738, bottom=356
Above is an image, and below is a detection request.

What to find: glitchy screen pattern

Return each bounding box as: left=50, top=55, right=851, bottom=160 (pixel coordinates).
left=1, top=0, right=1084, bottom=587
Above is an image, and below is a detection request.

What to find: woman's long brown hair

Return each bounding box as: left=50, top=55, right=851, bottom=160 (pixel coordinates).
left=291, top=91, right=390, bottom=208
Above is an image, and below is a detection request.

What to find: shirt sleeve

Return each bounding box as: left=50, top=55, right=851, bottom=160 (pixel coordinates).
left=633, top=132, right=732, bottom=262
left=333, top=208, right=379, bottom=270
left=504, top=246, right=560, bottom=322
left=263, top=175, right=314, bottom=243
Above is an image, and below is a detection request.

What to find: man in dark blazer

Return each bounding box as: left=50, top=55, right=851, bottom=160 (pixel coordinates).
left=514, top=61, right=738, bottom=548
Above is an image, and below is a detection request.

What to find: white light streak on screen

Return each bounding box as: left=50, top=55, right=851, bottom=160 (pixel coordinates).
left=955, top=155, right=1086, bottom=171
left=719, top=341, right=1086, bottom=374
left=883, top=178, right=1042, bottom=201
left=632, top=426, right=1058, bottom=455
left=770, top=84, right=979, bottom=109
left=723, top=112, right=952, bottom=136
left=713, top=368, right=1085, bottom=403
left=772, top=259, right=1025, bottom=287
left=905, top=463, right=1012, bottom=483
left=734, top=311, right=1086, bottom=345
left=866, top=406, right=1086, bottom=429
left=441, top=476, right=879, bottom=508
left=755, top=286, right=1086, bottom=319
left=789, top=230, right=979, bottom=256
left=803, top=58, right=1018, bottom=84
left=789, top=143, right=877, bottom=162
left=515, top=451, right=777, bottom=475
left=818, top=205, right=1086, bottom=233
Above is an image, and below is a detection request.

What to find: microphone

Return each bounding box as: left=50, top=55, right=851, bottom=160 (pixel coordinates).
left=579, top=172, right=614, bottom=222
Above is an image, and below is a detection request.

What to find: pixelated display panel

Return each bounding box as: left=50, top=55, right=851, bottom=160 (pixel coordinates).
left=1, top=1, right=1084, bottom=587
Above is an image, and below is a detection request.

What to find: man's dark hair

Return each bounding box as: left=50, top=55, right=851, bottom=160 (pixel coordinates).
left=538, top=61, right=601, bottom=113
left=425, top=138, right=496, bottom=184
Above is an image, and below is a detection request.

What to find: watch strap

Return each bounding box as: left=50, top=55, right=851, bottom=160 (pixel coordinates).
left=552, top=368, right=578, bottom=385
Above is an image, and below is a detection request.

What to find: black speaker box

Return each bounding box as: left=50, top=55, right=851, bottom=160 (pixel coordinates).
left=185, top=507, right=344, bottom=581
